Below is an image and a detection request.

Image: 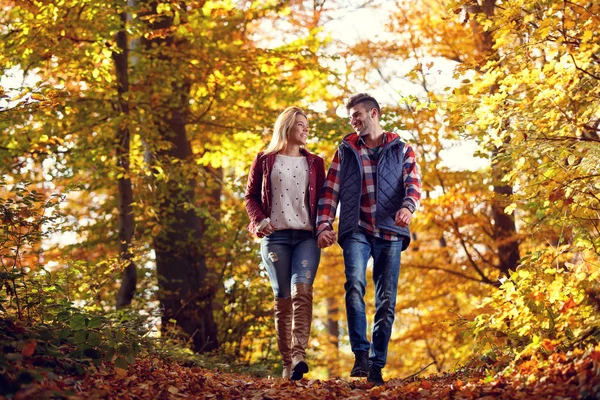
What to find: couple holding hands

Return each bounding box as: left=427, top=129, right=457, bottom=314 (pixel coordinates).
left=244, top=93, right=421, bottom=386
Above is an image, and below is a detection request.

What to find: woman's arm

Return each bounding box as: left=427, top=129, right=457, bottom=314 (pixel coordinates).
left=244, top=153, right=268, bottom=227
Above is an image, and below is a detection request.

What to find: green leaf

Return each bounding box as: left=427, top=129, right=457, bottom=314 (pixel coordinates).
left=74, top=330, right=88, bottom=344
left=87, top=331, right=102, bottom=347
left=114, top=356, right=129, bottom=370
left=57, top=311, right=70, bottom=322
left=88, top=317, right=102, bottom=329
left=70, top=314, right=86, bottom=330
left=535, top=209, right=545, bottom=220
left=117, top=344, right=130, bottom=355
left=103, top=346, right=116, bottom=361
left=58, top=328, right=71, bottom=340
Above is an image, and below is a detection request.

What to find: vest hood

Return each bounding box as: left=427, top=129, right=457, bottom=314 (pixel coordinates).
left=342, top=132, right=402, bottom=151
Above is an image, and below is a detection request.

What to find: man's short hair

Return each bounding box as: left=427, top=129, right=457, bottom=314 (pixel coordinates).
left=346, top=93, right=381, bottom=117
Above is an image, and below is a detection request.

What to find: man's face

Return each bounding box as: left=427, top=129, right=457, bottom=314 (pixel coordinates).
left=348, top=104, right=376, bottom=136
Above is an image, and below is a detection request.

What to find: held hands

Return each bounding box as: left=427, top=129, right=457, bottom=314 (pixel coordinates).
left=318, top=230, right=336, bottom=248
left=394, top=208, right=413, bottom=227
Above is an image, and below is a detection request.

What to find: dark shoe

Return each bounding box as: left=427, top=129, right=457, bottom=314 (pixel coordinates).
left=290, top=360, right=308, bottom=381
left=350, top=350, right=369, bottom=377
left=367, top=365, right=384, bottom=386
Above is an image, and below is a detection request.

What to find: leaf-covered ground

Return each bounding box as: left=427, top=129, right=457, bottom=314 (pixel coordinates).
left=3, top=347, right=599, bottom=399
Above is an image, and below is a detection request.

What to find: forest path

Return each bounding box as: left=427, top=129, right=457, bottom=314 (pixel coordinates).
left=6, top=349, right=598, bottom=399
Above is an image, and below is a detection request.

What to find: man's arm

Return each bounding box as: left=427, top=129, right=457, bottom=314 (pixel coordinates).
left=316, top=150, right=341, bottom=245
left=401, top=144, right=421, bottom=212
left=395, top=144, right=421, bottom=227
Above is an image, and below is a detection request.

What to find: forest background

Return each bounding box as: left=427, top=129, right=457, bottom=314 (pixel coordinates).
left=1, top=0, right=599, bottom=392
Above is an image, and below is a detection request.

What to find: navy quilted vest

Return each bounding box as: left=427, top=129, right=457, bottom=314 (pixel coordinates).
left=337, top=136, right=411, bottom=251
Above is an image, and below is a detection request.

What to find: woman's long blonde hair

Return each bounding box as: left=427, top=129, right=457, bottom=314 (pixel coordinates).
left=264, top=106, right=307, bottom=155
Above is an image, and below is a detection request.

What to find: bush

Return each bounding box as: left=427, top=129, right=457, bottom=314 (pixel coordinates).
left=0, top=181, right=153, bottom=394
left=470, top=245, right=600, bottom=364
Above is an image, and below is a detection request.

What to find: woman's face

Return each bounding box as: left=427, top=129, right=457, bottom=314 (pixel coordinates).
left=287, top=114, right=309, bottom=146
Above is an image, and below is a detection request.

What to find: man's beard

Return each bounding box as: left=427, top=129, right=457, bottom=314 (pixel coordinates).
left=357, top=122, right=371, bottom=136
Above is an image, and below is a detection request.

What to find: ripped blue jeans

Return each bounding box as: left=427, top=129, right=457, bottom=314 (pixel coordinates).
left=260, top=229, right=320, bottom=299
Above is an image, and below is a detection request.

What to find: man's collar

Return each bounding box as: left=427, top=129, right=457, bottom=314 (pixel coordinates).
left=357, top=132, right=392, bottom=147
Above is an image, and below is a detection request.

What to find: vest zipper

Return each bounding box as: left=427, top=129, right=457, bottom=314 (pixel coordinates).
left=343, top=142, right=363, bottom=229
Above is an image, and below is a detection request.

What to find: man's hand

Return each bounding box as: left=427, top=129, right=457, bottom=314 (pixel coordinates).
left=318, top=230, right=336, bottom=248
left=394, top=208, right=413, bottom=227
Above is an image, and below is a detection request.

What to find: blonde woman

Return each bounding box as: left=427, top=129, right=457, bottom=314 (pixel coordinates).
left=245, top=106, right=325, bottom=380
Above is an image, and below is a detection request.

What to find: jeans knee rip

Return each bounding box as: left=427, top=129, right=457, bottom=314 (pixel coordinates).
left=268, top=252, right=279, bottom=262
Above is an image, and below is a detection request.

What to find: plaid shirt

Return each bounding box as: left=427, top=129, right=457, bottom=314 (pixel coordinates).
left=317, top=132, right=421, bottom=241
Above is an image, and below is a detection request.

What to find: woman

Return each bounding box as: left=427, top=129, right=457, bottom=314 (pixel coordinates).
left=245, top=106, right=325, bottom=380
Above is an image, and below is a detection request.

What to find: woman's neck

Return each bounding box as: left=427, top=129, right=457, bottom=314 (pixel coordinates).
left=279, top=145, right=302, bottom=157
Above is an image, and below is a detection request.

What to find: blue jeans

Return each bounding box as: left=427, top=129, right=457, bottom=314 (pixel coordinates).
left=261, top=229, right=320, bottom=299
left=342, top=230, right=402, bottom=369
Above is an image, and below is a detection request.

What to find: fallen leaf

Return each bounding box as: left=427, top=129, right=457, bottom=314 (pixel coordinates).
left=114, top=367, right=128, bottom=378
left=22, top=340, right=37, bottom=357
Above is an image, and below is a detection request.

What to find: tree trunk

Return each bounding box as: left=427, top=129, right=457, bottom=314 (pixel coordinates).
left=152, top=112, right=218, bottom=352
left=469, top=0, right=520, bottom=276
left=491, top=148, right=520, bottom=276
left=143, top=1, right=218, bottom=352
left=326, top=296, right=340, bottom=377
left=113, top=8, right=137, bottom=309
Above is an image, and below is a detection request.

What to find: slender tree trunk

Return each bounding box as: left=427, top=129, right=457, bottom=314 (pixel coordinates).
left=491, top=147, right=520, bottom=276
left=469, top=0, right=520, bottom=276
left=206, top=166, right=222, bottom=220
left=326, top=296, right=340, bottom=378
left=113, top=8, right=137, bottom=308
left=143, top=1, right=218, bottom=352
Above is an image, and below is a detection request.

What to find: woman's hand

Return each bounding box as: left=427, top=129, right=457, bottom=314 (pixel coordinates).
left=318, top=230, right=336, bottom=248
left=260, top=222, right=276, bottom=235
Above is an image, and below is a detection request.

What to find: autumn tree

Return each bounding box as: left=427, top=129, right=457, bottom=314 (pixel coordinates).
left=446, top=0, right=600, bottom=354
left=353, top=0, right=600, bottom=372
left=322, top=0, right=587, bottom=374
left=0, top=0, right=340, bottom=357
left=112, top=2, right=136, bottom=309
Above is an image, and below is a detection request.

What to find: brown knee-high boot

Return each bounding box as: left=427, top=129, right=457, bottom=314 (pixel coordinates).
left=274, top=297, right=293, bottom=379
left=290, top=283, right=313, bottom=380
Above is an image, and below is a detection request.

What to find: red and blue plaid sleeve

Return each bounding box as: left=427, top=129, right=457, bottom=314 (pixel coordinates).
left=402, top=144, right=421, bottom=212
left=316, top=150, right=341, bottom=234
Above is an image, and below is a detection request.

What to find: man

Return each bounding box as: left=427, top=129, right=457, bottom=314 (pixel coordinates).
left=317, top=93, right=421, bottom=386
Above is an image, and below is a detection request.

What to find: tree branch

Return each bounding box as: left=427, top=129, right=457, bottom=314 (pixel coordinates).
left=406, top=264, right=491, bottom=284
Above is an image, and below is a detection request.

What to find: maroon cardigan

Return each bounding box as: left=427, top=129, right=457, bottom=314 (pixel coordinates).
left=244, top=149, right=326, bottom=237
